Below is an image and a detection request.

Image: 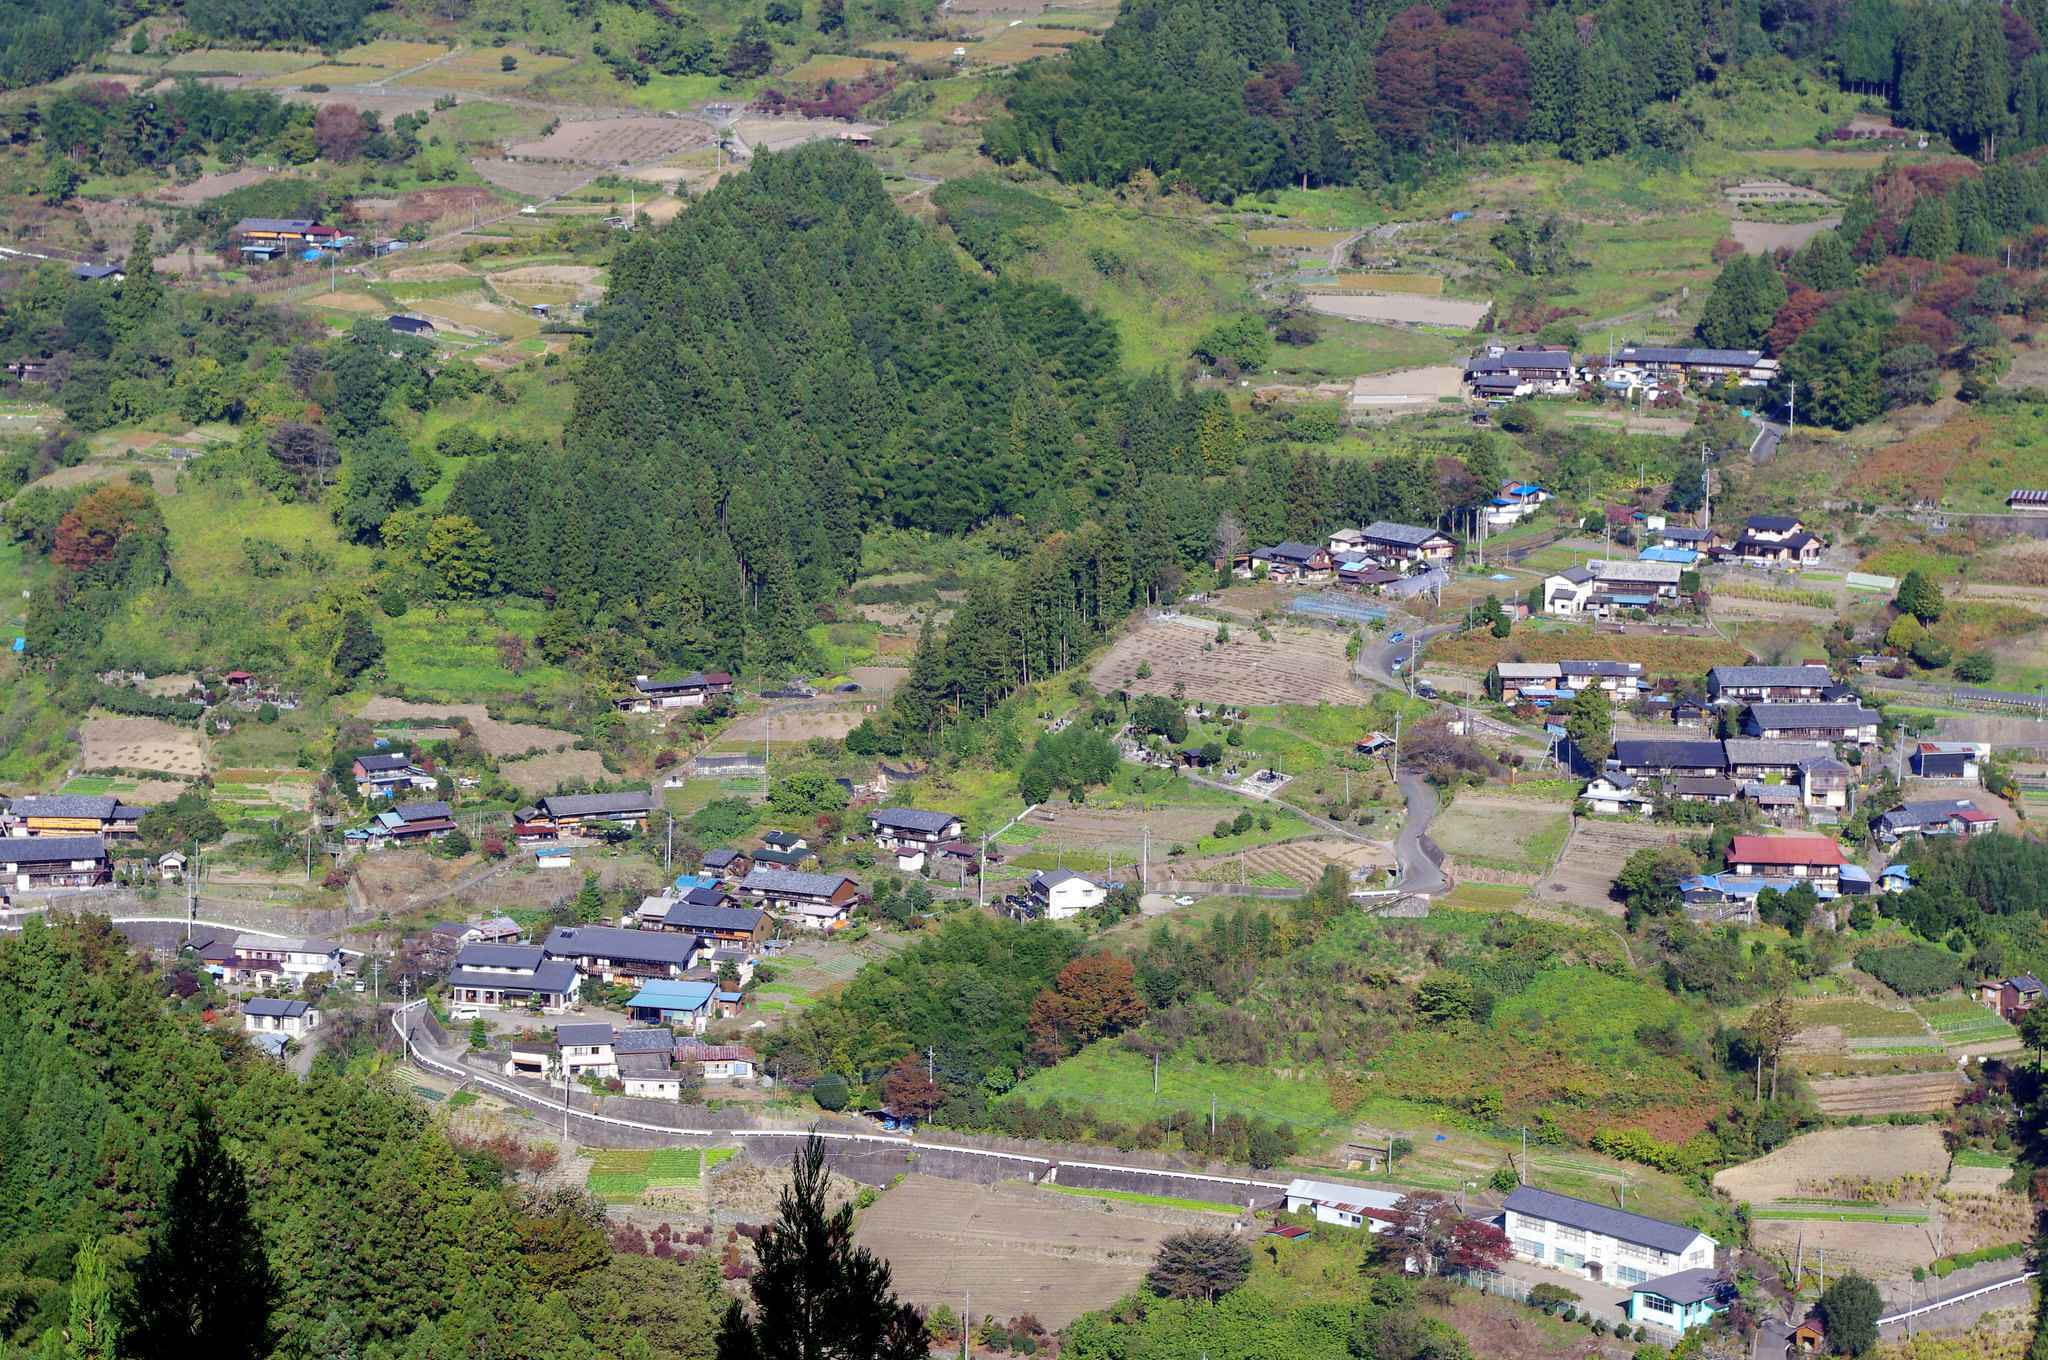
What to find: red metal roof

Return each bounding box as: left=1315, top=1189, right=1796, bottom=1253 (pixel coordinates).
left=1727, top=834, right=1845, bottom=867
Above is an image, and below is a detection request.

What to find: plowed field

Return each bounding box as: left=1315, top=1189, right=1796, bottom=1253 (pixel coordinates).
left=1090, top=619, right=1362, bottom=705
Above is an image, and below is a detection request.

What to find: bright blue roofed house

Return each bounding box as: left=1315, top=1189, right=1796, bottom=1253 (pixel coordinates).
left=625, top=979, right=716, bottom=1032
left=1639, top=546, right=1701, bottom=565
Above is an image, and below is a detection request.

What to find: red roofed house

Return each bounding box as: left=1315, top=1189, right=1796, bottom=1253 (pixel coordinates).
left=1726, top=834, right=1846, bottom=883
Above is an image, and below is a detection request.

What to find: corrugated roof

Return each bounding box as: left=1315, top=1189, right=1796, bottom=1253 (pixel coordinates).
left=245, top=997, right=309, bottom=1017
left=452, top=943, right=546, bottom=970
left=664, top=901, right=767, bottom=932
left=1504, top=1185, right=1709, bottom=1255
left=544, top=925, right=699, bottom=966
left=1748, top=704, right=1878, bottom=729
left=1709, top=665, right=1830, bottom=689
left=1633, top=1268, right=1733, bottom=1306
left=627, top=979, right=716, bottom=1010
left=10, top=794, right=118, bottom=819
left=1360, top=520, right=1447, bottom=547
left=0, top=835, right=108, bottom=865
left=871, top=807, right=961, bottom=835
left=1613, top=739, right=1727, bottom=769
left=541, top=790, right=653, bottom=817
left=1728, top=835, right=1845, bottom=866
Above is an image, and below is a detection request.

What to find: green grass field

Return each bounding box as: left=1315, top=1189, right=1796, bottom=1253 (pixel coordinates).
left=1041, top=1184, right=1240, bottom=1214
left=1004, top=1041, right=1344, bottom=1134
left=585, top=1145, right=732, bottom=1200
left=1952, top=1149, right=2013, bottom=1170
left=1750, top=1207, right=1929, bottom=1224
left=378, top=601, right=577, bottom=700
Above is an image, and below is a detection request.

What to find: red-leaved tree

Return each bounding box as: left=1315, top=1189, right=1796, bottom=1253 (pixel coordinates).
left=1384, top=1192, right=1511, bottom=1277
left=880, top=1055, right=942, bottom=1120
left=1026, top=952, right=1147, bottom=1064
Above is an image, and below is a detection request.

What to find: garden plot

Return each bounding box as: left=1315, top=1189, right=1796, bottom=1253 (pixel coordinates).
left=468, top=158, right=593, bottom=198
left=1916, top=998, right=2020, bottom=1054
left=733, top=116, right=881, bottom=154
left=506, top=117, right=709, bottom=165
left=853, top=1176, right=1184, bottom=1328
left=1533, top=818, right=1690, bottom=914
left=1806, top=1070, right=1964, bottom=1117
left=429, top=47, right=575, bottom=91
left=357, top=697, right=575, bottom=758
left=1089, top=619, right=1362, bottom=706
left=716, top=705, right=872, bottom=747
left=1174, top=836, right=1392, bottom=888
left=79, top=716, right=205, bottom=777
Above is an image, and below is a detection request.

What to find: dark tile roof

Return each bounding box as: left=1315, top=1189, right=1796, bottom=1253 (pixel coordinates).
left=447, top=959, right=579, bottom=993
left=394, top=799, right=453, bottom=822
left=1616, top=345, right=1763, bottom=367
left=554, top=1022, right=613, bottom=1046
left=870, top=807, right=961, bottom=835
left=1709, top=665, right=1829, bottom=689
left=703, top=848, right=745, bottom=867
left=1633, top=1268, right=1733, bottom=1306
left=1747, top=704, right=1878, bottom=730
left=0, top=835, right=108, bottom=865
left=10, top=794, right=118, bottom=819
left=612, top=1028, right=676, bottom=1054
left=355, top=752, right=412, bottom=772
left=544, top=925, right=700, bottom=967
left=452, top=943, right=546, bottom=971
left=540, top=791, right=652, bottom=818
left=1745, top=514, right=1802, bottom=533
left=1612, top=739, right=1727, bottom=770
left=1360, top=520, right=1446, bottom=547
left=1504, top=1186, right=1707, bottom=1255
left=663, top=902, right=766, bottom=932
left=740, top=868, right=856, bottom=897
left=244, top=997, right=310, bottom=1018
left=1558, top=661, right=1643, bottom=678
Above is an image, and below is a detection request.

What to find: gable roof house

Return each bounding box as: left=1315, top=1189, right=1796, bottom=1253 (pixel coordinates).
left=243, top=997, right=320, bottom=1039
left=1559, top=660, right=1646, bottom=700
left=387, top=314, right=436, bottom=336
left=1610, top=739, right=1728, bottom=778
left=1030, top=868, right=1109, bottom=919
left=1743, top=704, right=1880, bottom=745
left=1798, top=757, right=1852, bottom=811
left=702, top=847, right=751, bottom=879
left=371, top=799, right=458, bottom=843
left=1726, top=514, right=1824, bottom=567
left=1283, top=1178, right=1406, bottom=1231
left=1544, top=560, right=1683, bottom=617
left=659, top=899, right=770, bottom=948
left=1356, top=521, right=1456, bottom=570
left=1911, top=742, right=1984, bottom=781
left=1464, top=347, right=1578, bottom=399
left=1502, top=1185, right=1716, bottom=1285
left=537, top=790, right=653, bottom=830
left=1, top=835, right=111, bottom=889
left=1707, top=665, right=1832, bottom=704
left=1726, top=834, right=1846, bottom=882
left=616, top=671, right=735, bottom=712
left=624, top=979, right=718, bottom=1032
left=738, top=868, right=862, bottom=930
left=1249, top=541, right=1335, bottom=583
left=1876, top=799, right=2000, bottom=843
left=447, top=943, right=580, bottom=1012
left=555, top=1022, right=618, bottom=1078
left=1582, top=772, right=1653, bottom=816
left=1609, top=344, right=1771, bottom=385
left=869, top=807, right=966, bottom=870
left=1628, top=1268, right=1735, bottom=1337
left=4, top=793, right=144, bottom=839
left=351, top=751, right=417, bottom=796
left=543, top=925, right=701, bottom=984
left=1490, top=662, right=1565, bottom=705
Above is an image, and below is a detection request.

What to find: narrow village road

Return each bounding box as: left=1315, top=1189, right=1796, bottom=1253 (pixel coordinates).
left=1391, top=770, right=1447, bottom=895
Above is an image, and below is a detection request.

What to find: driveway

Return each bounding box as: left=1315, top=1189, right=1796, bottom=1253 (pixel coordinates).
left=1495, top=1257, right=1635, bottom=1325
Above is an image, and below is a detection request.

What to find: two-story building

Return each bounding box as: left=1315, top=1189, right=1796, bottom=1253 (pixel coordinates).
left=1725, top=835, right=1845, bottom=883
left=3, top=794, right=143, bottom=839
left=1464, top=347, right=1577, bottom=398
left=1355, top=521, right=1456, bottom=572
left=1502, top=1185, right=1716, bottom=1286
left=738, top=868, right=862, bottom=929
left=658, top=897, right=771, bottom=949
left=1609, top=739, right=1728, bottom=779
left=536, top=790, right=653, bottom=832
left=1743, top=704, right=1879, bottom=745
left=0, top=835, right=112, bottom=889
left=447, top=942, right=580, bottom=1011
left=243, top=997, right=321, bottom=1040
left=1911, top=742, right=1984, bottom=781
left=1559, top=660, right=1646, bottom=702
left=352, top=751, right=428, bottom=798
left=542, top=925, right=701, bottom=985
left=869, top=806, right=966, bottom=872
left=554, top=1022, right=618, bottom=1079
left=1543, top=560, right=1684, bottom=617
left=1249, top=541, right=1335, bottom=583
left=1707, top=665, right=1832, bottom=704
left=616, top=671, right=736, bottom=712
left=1726, top=514, right=1825, bottom=568
left=1985, top=974, right=2045, bottom=1022
left=371, top=799, right=458, bottom=844
left=1029, top=868, right=1108, bottom=920
left=1798, top=758, right=1852, bottom=812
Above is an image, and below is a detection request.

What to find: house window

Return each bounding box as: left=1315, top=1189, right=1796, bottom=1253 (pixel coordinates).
left=1640, top=1296, right=1675, bottom=1316
left=1553, top=1227, right=1584, bottom=1246
left=1553, top=1251, right=1584, bottom=1272
left=1512, top=1238, right=1547, bottom=1260
left=1616, top=1266, right=1649, bottom=1286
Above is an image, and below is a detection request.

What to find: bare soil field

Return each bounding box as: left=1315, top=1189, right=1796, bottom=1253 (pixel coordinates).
left=366, top=186, right=499, bottom=227
left=716, top=706, right=875, bottom=747
left=489, top=264, right=602, bottom=287
left=1715, top=1125, right=1947, bottom=1204
left=1305, top=293, right=1493, bottom=327
left=468, top=157, right=592, bottom=198
left=1350, top=365, right=1464, bottom=406
left=499, top=749, right=608, bottom=795
left=276, top=88, right=441, bottom=118
left=80, top=716, right=205, bottom=777
left=124, top=778, right=192, bottom=805
left=308, top=291, right=387, bottom=313
left=1014, top=803, right=1240, bottom=851
left=1730, top=215, right=1841, bottom=253
left=1807, top=1070, right=1963, bottom=1116
left=155, top=166, right=289, bottom=205
left=1533, top=819, right=1685, bottom=914
left=853, top=1176, right=1183, bottom=1327
left=358, top=697, right=575, bottom=758
left=1429, top=797, right=1568, bottom=875
left=1090, top=619, right=1362, bottom=705
left=507, top=117, right=708, bottom=165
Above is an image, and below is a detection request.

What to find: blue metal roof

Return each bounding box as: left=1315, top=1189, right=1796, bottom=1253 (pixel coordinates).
left=627, top=980, right=716, bottom=1012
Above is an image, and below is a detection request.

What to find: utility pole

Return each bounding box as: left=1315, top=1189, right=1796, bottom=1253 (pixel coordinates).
left=1210, top=1092, right=1217, bottom=1137
left=1140, top=825, right=1148, bottom=892
left=1153, top=1051, right=1160, bottom=1094
left=927, top=1045, right=935, bottom=1084
left=1700, top=440, right=1712, bottom=530
left=1520, top=1126, right=1527, bottom=1182
left=1787, top=379, right=1796, bottom=434
left=371, top=957, right=382, bottom=1008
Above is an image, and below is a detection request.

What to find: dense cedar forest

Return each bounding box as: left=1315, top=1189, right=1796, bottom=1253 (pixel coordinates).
left=984, top=0, right=2048, bottom=197
left=444, top=144, right=1494, bottom=684
left=0, top=0, right=124, bottom=90
left=0, top=916, right=726, bottom=1360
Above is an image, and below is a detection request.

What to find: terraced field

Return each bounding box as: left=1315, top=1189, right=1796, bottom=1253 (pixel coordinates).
left=1090, top=618, right=1362, bottom=706
left=1807, top=1070, right=1963, bottom=1116
left=1173, top=836, right=1393, bottom=889
left=1916, top=998, right=2019, bottom=1050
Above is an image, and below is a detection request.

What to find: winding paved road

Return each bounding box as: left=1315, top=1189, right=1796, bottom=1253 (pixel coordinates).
left=1391, top=771, right=1448, bottom=895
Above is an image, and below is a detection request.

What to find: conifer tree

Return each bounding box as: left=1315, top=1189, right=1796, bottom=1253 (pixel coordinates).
left=61, top=1238, right=120, bottom=1360
left=126, top=1103, right=278, bottom=1360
